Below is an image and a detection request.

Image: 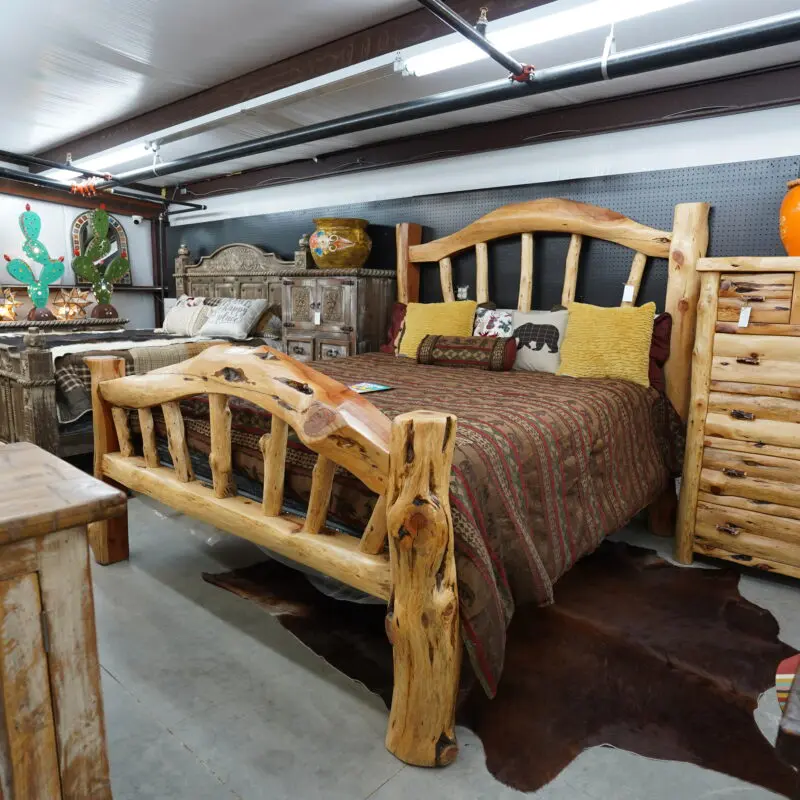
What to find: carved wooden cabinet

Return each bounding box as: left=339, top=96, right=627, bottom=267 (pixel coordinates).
left=281, top=270, right=396, bottom=362
left=677, top=256, right=800, bottom=579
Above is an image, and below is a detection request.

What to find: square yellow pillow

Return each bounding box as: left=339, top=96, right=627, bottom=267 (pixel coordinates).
left=557, top=301, right=656, bottom=387
left=398, top=300, right=477, bottom=359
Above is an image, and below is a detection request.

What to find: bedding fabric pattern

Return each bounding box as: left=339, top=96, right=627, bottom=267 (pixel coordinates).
left=140, top=352, right=681, bottom=697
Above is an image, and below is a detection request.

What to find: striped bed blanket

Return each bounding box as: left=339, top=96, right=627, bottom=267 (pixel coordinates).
left=135, top=352, right=683, bottom=697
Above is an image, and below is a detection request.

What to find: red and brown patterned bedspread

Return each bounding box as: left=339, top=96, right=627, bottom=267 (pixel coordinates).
left=166, top=352, right=682, bottom=696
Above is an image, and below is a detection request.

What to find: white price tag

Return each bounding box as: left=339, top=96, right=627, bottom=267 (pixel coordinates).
left=738, top=306, right=751, bottom=328
left=622, top=284, right=635, bottom=303
left=314, top=311, right=321, bottom=326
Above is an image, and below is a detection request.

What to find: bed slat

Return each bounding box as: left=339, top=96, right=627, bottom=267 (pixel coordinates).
left=110, top=407, right=133, bottom=458
left=562, top=233, right=583, bottom=306
left=439, top=257, right=455, bottom=303
left=304, top=455, right=336, bottom=535
left=208, top=394, right=234, bottom=498
left=518, top=233, right=534, bottom=312
left=360, top=495, right=388, bottom=554
left=623, top=251, right=648, bottom=307
left=161, top=401, right=194, bottom=482
left=138, top=407, right=159, bottom=468
left=259, top=416, right=288, bottom=516
left=475, top=243, right=489, bottom=304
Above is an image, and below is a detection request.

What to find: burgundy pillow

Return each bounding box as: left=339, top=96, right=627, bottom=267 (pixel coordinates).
left=381, top=302, right=407, bottom=354
left=649, top=312, right=672, bottom=393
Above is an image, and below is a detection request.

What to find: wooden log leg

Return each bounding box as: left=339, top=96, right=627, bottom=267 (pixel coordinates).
left=385, top=410, right=461, bottom=768
left=85, top=356, right=130, bottom=565
left=647, top=483, right=677, bottom=538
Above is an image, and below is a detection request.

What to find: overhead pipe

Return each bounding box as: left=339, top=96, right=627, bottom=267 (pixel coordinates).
left=416, top=0, right=530, bottom=78
left=99, top=10, right=800, bottom=189
left=0, top=164, right=206, bottom=211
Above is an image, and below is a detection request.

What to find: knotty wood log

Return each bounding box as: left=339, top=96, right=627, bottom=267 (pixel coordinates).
left=385, top=411, right=460, bottom=768
left=703, top=445, right=800, bottom=484
left=622, top=251, right=647, bottom=307
left=409, top=198, right=673, bottom=262
left=697, top=256, right=800, bottom=272
left=705, top=413, right=800, bottom=450
left=439, top=258, right=455, bottom=303
left=561, top=233, right=582, bottom=306
left=475, top=243, right=489, bottom=304
left=360, top=495, right=388, bottom=554
left=693, top=541, right=800, bottom=580
left=259, top=416, right=288, bottom=516
left=792, top=273, right=800, bottom=325
left=707, top=391, right=800, bottom=424
left=138, top=407, right=159, bottom=468
left=85, top=356, right=130, bottom=565
left=709, top=380, right=800, bottom=401
left=162, top=401, right=194, bottom=483
left=695, top=525, right=800, bottom=568
left=696, top=499, right=800, bottom=544
left=102, top=454, right=392, bottom=599
left=208, top=394, right=234, bottom=498
left=698, top=490, right=800, bottom=523
left=675, top=270, right=718, bottom=563
left=111, top=407, right=133, bottom=458
left=715, top=322, right=800, bottom=337
left=664, top=202, right=710, bottom=421
left=97, top=345, right=391, bottom=494
left=518, top=232, right=534, bottom=312
left=396, top=223, right=422, bottom=304
left=303, top=455, right=336, bottom=535
left=700, top=467, right=800, bottom=510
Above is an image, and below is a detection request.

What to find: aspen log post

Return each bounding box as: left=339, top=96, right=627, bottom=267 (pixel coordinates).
left=385, top=410, right=461, bottom=767
left=85, top=356, right=130, bottom=565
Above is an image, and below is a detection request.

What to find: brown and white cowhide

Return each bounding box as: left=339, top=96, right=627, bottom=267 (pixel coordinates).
left=203, top=541, right=798, bottom=797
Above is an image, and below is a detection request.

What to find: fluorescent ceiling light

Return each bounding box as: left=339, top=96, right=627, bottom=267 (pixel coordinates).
left=45, top=143, right=150, bottom=183
left=403, top=0, right=698, bottom=76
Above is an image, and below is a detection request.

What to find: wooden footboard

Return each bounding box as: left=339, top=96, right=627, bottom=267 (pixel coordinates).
left=85, top=345, right=461, bottom=767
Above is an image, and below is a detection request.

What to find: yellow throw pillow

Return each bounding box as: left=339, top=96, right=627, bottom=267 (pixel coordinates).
left=398, top=300, right=477, bottom=359
left=557, top=301, right=656, bottom=387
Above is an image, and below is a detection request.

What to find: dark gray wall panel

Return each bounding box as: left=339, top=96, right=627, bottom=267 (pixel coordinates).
left=167, top=155, right=799, bottom=308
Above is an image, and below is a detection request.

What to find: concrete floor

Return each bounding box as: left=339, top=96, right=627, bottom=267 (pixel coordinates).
left=93, top=496, right=800, bottom=800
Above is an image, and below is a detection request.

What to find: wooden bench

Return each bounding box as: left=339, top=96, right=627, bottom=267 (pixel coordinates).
left=0, top=442, right=126, bottom=799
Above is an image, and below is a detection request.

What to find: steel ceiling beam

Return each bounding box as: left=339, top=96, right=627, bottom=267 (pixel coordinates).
left=98, top=10, right=800, bottom=189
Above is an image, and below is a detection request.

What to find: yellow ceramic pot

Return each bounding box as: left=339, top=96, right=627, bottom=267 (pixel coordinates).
left=779, top=179, right=800, bottom=256
left=309, top=218, right=371, bottom=269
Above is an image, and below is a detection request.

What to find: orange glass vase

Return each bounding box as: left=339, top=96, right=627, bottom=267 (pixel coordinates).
left=779, top=179, right=800, bottom=256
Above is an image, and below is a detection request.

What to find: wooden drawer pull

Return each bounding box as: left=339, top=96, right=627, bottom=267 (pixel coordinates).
left=729, top=409, right=755, bottom=421
left=736, top=356, right=760, bottom=365
left=722, top=467, right=746, bottom=478
left=716, top=523, right=742, bottom=536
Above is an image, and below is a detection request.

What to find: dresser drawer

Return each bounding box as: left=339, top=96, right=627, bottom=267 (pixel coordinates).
left=285, top=337, right=314, bottom=362
left=711, top=332, right=800, bottom=389
left=718, top=273, right=794, bottom=324
left=694, top=500, right=800, bottom=568
left=315, top=337, right=352, bottom=361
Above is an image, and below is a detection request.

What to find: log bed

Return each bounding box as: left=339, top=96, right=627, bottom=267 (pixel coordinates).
left=84, top=198, right=709, bottom=767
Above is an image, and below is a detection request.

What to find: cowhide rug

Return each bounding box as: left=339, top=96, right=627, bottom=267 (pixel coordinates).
left=203, top=541, right=799, bottom=797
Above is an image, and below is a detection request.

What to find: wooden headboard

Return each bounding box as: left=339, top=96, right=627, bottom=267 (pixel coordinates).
left=174, top=241, right=309, bottom=307
left=395, top=199, right=710, bottom=420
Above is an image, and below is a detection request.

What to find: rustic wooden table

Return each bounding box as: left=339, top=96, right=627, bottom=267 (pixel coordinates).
left=0, top=442, right=126, bottom=799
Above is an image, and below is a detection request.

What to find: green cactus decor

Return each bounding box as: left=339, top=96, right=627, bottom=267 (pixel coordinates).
left=72, top=205, right=130, bottom=318
left=3, top=204, right=65, bottom=320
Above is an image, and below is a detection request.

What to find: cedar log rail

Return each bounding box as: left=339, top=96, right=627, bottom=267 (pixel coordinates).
left=85, top=345, right=460, bottom=768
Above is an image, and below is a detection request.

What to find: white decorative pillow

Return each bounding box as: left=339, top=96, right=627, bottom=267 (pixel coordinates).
left=162, top=296, right=211, bottom=336
left=199, top=298, right=269, bottom=340
left=511, top=309, right=569, bottom=373
left=474, top=307, right=514, bottom=337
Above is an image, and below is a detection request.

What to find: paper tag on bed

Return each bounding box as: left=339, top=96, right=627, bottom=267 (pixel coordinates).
left=314, top=311, right=321, bottom=325
left=738, top=306, right=751, bottom=328
left=622, top=284, right=635, bottom=303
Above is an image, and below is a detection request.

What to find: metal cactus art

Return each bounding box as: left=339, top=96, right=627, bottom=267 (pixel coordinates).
left=3, top=204, right=65, bottom=320
left=71, top=205, right=130, bottom=318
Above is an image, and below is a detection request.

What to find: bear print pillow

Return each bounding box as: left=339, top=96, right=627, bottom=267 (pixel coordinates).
left=511, top=309, right=569, bottom=373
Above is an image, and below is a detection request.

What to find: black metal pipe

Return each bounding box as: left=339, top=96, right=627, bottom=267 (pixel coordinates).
left=416, top=0, right=527, bottom=76
left=0, top=164, right=205, bottom=212
left=102, top=10, right=800, bottom=189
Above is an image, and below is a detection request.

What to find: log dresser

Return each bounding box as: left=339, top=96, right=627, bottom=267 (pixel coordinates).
left=0, top=442, right=125, bottom=799
left=677, top=256, right=800, bottom=577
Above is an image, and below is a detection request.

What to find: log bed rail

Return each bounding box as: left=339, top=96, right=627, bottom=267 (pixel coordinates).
left=84, top=198, right=710, bottom=768
left=85, top=345, right=460, bottom=767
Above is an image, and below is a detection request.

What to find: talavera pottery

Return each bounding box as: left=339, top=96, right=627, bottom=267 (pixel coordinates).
left=309, top=218, right=371, bottom=268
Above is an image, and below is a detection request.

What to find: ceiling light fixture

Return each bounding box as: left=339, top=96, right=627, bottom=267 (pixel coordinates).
left=403, top=0, right=699, bottom=77
left=45, top=143, right=150, bottom=184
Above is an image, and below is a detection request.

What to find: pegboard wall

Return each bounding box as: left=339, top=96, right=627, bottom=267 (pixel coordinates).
left=167, top=155, right=800, bottom=309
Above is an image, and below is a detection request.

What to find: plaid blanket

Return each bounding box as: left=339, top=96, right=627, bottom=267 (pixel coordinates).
left=139, top=352, right=683, bottom=697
